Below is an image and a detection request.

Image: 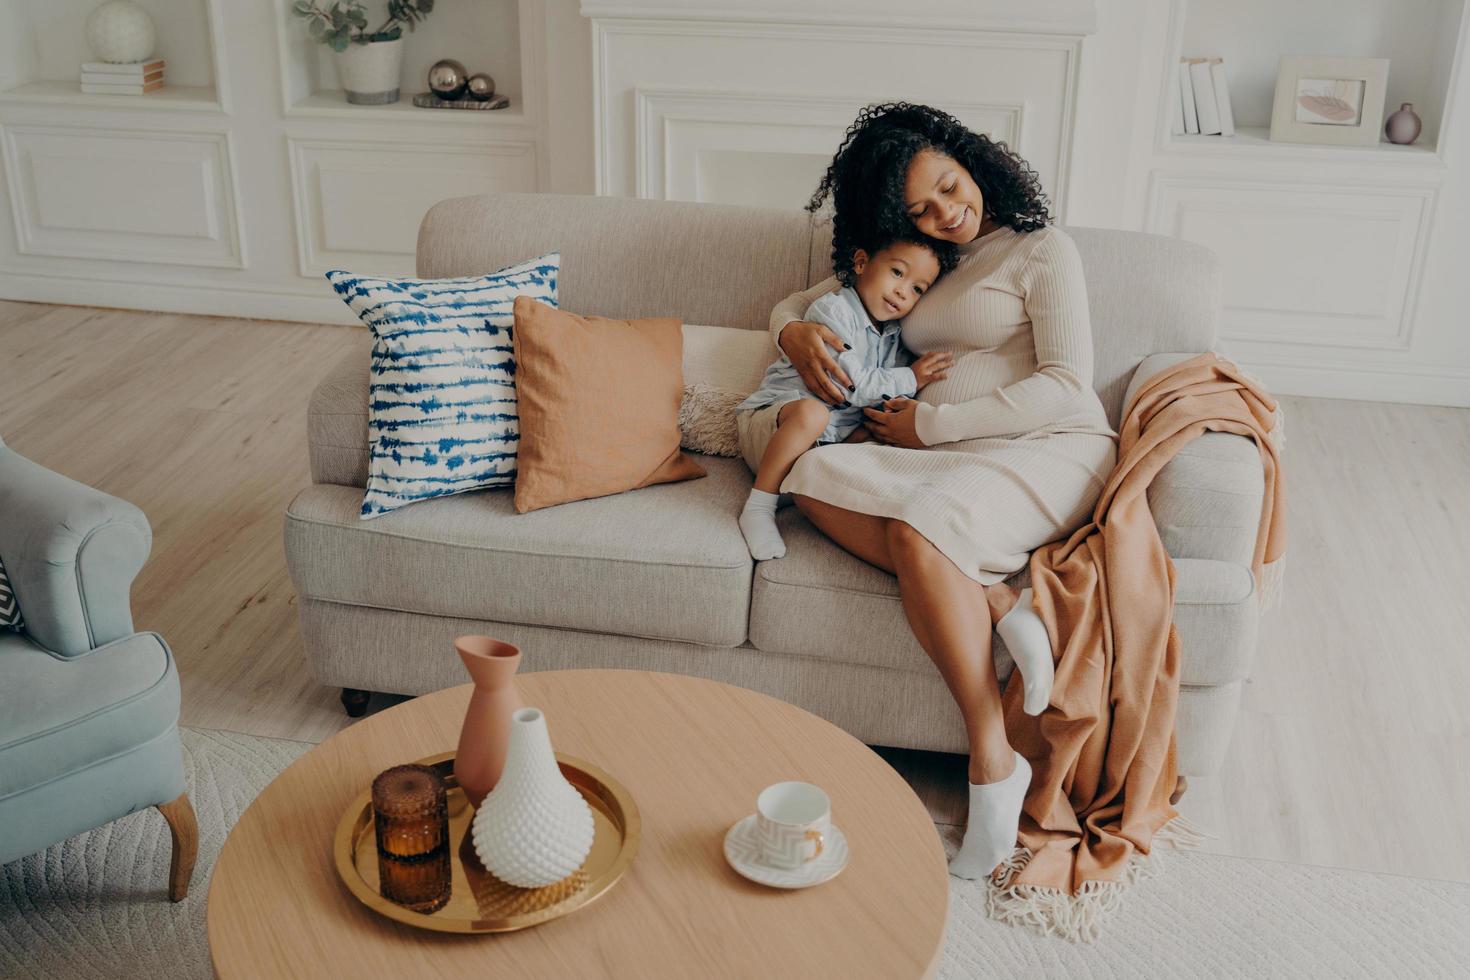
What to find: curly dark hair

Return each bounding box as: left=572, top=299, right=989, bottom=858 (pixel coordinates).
left=833, top=229, right=959, bottom=289
left=808, top=102, right=1053, bottom=286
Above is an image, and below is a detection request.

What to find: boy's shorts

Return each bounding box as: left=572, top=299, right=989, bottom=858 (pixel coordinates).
left=735, top=402, right=786, bottom=474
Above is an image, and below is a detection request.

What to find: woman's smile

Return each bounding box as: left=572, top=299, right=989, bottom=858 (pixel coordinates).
left=940, top=207, right=970, bottom=233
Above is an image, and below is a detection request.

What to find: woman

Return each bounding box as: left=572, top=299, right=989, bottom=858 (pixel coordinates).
left=771, top=103, right=1118, bottom=879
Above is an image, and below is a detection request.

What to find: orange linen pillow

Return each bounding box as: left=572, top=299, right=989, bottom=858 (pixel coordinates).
left=511, top=296, right=706, bottom=513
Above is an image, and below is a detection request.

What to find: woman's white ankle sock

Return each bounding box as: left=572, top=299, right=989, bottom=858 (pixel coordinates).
left=739, top=489, right=785, bottom=560
left=949, top=751, right=1032, bottom=880
left=995, top=587, right=1055, bottom=716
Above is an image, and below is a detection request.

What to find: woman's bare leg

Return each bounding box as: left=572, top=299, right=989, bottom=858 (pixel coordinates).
left=800, top=492, right=1014, bottom=780
left=791, top=494, right=896, bottom=573
left=883, top=521, right=1014, bottom=782
left=790, top=497, right=1028, bottom=874
left=793, top=497, right=1026, bottom=702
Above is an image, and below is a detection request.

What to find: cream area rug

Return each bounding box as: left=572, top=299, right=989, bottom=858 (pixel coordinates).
left=3, top=728, right=1468, bottom=979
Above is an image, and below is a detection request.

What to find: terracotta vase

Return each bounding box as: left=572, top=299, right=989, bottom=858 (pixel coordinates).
left=453, top=636, right=524, bottom=808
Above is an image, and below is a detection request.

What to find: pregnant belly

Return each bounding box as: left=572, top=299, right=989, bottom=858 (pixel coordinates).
left=915, top=349, right=1033, bottom=410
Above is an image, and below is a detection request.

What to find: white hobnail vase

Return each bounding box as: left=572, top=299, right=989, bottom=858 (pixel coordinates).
left=470, top=707, right=595, bottom=888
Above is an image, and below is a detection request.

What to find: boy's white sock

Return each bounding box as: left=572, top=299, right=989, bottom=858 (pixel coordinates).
left=995, top=587, right=1055, bottom=716
left=949, top=752, right=1031, bottom=880
left=739, top=489, right=785, bottom=560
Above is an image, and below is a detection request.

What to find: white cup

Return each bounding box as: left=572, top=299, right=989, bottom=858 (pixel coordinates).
left=755, top=782, right=831, bottom=869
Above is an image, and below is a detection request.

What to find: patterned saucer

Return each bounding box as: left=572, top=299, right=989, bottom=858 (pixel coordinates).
left=723, top=814, right=849, bottom=889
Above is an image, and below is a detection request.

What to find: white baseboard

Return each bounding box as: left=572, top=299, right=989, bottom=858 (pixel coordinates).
left=0, top=269, right=357, bottom=326
left=1238, top=357, right=1470, bottom=409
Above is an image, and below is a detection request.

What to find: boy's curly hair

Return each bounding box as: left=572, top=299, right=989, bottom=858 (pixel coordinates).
left=834, top=230, right=959, bottom=289
left=808, top=102, right=1053, bottom=286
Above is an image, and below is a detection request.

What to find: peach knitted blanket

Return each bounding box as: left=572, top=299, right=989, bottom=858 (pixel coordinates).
left=991, top=352, right=1286, bottom=940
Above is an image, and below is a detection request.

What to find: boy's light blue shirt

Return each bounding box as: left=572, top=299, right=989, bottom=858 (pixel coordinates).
left=736, top=286, right=918, bottom=444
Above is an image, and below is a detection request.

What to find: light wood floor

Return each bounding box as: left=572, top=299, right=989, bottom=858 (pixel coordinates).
left=4, top=300, right=1468, bottom=885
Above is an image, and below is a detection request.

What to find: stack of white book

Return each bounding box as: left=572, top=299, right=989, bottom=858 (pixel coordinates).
left=1174, top=57, right=1235, bottom=137
left=80, top=60, right=166, bottom=95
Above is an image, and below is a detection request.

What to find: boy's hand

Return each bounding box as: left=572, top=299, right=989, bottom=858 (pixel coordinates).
left=911, top=351, right=954, bottom=388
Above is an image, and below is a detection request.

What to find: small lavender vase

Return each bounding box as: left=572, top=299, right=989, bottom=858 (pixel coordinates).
left=1385, top=103, right=1422, bottom=145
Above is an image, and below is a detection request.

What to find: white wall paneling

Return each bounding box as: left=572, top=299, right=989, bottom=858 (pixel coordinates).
left=1111, top=0, right=1470, bottom=406
left=634, top=88, right=1024, bottom=208
left=591, top=13, right=1086, bottom=216
left=289, top=137, right=538, bottom=278
left=0, top=0, right=550, bottom=324
left=0, top=124, right=244, bottom=268
left=1146, top=174, right=1435, bottom=351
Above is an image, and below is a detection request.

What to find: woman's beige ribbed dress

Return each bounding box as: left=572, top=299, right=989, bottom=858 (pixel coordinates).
left=772, top=225, right=1118, bottom=585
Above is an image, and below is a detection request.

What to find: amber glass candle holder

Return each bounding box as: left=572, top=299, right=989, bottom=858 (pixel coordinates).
left=371, top=764, right=451, bottom=913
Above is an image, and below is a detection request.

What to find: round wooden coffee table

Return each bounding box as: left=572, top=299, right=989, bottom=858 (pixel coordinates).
left=208, top=670, right=948, bottom=977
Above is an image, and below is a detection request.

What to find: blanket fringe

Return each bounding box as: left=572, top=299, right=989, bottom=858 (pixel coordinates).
left=985, top=816, right=1208, bottom=943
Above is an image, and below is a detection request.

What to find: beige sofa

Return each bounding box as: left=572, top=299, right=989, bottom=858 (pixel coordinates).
left=285, top=193, right=1266, bottom=777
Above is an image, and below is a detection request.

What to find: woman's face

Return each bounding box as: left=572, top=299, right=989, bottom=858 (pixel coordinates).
left=902, top=149, right=984, bottom=245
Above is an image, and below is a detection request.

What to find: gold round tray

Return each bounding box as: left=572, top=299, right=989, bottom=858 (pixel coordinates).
left=332, top=750, right=640, bottom=934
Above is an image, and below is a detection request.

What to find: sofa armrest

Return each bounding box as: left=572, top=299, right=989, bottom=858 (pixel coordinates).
left=1124, top=354, right=1266, bottom=569
left=307, top=337, right=373, bottom=488
left=0, top=439, right=151, bottom=656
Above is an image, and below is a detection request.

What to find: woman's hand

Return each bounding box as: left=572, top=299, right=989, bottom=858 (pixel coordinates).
left=863, top=397, right=926, bottom=448
left=778, top=320, right=853, bottom=405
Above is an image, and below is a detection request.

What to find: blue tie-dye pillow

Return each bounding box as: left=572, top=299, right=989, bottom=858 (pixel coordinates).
left=326, top=253, right=559, bottom=518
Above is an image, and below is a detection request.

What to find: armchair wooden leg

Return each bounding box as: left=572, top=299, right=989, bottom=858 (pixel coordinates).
left=340, top=687, right=372, bottom=717
left=156, top=792, right=199, bottom=902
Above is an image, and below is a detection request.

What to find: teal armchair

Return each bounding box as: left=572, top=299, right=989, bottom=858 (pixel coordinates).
left=0, top=436, right=196, bottom=901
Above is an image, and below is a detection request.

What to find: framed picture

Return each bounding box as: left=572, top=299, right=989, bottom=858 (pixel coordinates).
left=1269, top=56, right=1390, bottom=146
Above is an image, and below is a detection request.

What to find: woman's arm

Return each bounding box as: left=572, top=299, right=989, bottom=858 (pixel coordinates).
left=768, top=276, right=850, bottom=404
left=803, top=292, right=921, bottom=407
left=768, top=276, right=841, bottom=343
left=914, top=230, right=1096, bottom=446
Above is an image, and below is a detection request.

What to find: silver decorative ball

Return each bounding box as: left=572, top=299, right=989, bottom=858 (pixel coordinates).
left=86, top=0, right=156, bottom=64
left=466, top=73, right=496, bottom=101
left=427, top=59, right=468, bottom=101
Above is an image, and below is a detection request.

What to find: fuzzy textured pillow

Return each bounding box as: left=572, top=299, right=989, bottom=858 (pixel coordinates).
left=679, top=323, right=775, bottom=457
left=511, top=297, right=706, bottom=513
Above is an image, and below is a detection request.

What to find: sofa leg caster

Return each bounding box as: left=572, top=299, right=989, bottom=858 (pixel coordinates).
left=340, top=688, right=372, bottom=717
left=1170, top=774, right=1188, bottom=805
left=156, top=793, right=198, bottom=902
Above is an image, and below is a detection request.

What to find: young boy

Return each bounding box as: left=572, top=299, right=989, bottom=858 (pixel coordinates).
left=735, top=234, right=956, bottom=560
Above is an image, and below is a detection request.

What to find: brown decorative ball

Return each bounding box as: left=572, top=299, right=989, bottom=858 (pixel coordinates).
left=427, top=58, right=468, bottom=101
left=466, top=73, right=496, bottom=101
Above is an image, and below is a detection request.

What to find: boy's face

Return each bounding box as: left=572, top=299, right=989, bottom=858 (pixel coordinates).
left=851, top=242, right=940, bottom=322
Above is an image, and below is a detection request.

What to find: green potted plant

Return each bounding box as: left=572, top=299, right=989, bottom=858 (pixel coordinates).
left=292, top=0, right=435, bottom=105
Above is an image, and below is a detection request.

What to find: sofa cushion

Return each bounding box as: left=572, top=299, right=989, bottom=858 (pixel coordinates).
left=285, top=455, right=754, bottom=648
left=0, top=630, right=180, bottom=800
left=748, top=509, right=1258, bottom=687
left=510, top=297, right=705, bottom=513
left=325, top=252, right=561, bottom=518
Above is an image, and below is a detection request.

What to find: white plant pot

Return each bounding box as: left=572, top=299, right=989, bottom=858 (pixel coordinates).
left=335, top=37, right=403, bottom=105
left=470, top=707, right=595, bottom=888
